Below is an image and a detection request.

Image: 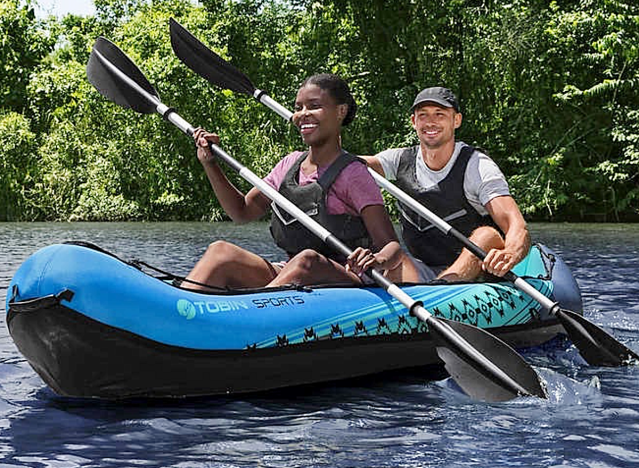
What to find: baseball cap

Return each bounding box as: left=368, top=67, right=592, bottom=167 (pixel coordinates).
left=410, top=87, right=460, bottom=113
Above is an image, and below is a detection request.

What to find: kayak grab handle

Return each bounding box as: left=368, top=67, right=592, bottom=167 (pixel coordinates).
left=8, top=288, right=75, bottom=313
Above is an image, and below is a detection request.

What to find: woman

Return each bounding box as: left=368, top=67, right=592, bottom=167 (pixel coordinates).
left=185, top=74, right=418, bottom=290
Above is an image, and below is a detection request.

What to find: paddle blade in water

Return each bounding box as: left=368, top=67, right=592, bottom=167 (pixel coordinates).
left=169, top=18, right=256, bottom=96
left=432, top=318, right=547, bottom=402
left=87, top=37, right=159, bottom=114
left=557, top=308, right=639, bottom=366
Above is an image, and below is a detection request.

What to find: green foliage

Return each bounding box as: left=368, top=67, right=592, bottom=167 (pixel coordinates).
left=0, top=112, right=38, bottom=220
left=0, top=0, right=56, bottom=113
left=0, top=0, right=638, bottom=221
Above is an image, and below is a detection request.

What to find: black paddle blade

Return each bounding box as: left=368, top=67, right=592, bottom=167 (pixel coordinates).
left=169, top=18, right=256, bottom=96
left=87, top=37, right=159, bottom=114
left=432, top=318, right=547, bottom=402
left=557, top=308, right=639, bottom=366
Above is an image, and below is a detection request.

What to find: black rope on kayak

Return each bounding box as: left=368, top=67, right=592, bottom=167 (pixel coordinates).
left=64, top=240, right=126, bottom=261
left=128, top=259, right=317, bottom=295
left=63, top=241, right=232, bottom=293
left=535, top=243, right=556, bottom=281
left=127, top=259, right=231, bottom=293
left=63, top=241, right=337, bottom=294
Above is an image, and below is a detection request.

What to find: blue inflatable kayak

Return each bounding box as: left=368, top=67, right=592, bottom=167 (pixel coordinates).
left=6, top=241, right=581, bottom=399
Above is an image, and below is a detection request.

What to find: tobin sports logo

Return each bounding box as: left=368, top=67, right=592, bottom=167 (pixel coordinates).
left=176, top=298, right=249, bottom=319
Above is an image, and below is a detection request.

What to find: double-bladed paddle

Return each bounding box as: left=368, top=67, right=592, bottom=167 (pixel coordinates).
left=168, top=18, right=638, bottom=367
left=87, top=35, right=548, bottom=402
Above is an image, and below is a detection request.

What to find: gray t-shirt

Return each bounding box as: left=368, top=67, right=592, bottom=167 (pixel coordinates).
left=375, top=142, right=510, bottom=216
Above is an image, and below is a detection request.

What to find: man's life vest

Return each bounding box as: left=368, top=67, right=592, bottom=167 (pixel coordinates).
left=395, top=144, right=501, bottom=267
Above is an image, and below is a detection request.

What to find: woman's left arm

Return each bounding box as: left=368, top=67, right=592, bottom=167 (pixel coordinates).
left=347, top=204, right=402, bottom=275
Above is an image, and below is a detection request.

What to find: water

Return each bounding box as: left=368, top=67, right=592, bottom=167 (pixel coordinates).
left=1, top=222, right=638, bottom=468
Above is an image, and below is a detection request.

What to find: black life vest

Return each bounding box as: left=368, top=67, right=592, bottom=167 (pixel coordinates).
left=395, top=144, right=501, bottom=267
left=270, top=151, right=372, bottom=261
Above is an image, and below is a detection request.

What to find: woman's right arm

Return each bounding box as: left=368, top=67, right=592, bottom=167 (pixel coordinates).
left=194, top=128, right=270, bottom=223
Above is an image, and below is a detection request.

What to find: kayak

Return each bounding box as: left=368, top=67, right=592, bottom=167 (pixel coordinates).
left=6, top=241, right=581, bottom=399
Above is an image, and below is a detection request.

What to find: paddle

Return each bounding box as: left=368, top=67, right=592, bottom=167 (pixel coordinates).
left=168, top=19, right=638, bottom=368
left=87, top=35, right=547, bottom=402
left=379, top=192, right=639, bottom=367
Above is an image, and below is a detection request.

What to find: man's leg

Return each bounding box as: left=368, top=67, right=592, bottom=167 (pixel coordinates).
left=437, top=226, right=504, bottom=282
left=384, top=252, right=423, bottom=283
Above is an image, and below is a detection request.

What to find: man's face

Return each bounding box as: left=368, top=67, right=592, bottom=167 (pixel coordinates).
left=411, top=104, right=462, bottom=150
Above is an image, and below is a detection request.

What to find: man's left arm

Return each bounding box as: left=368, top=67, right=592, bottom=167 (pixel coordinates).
left=482, top=195, right=531, bottom=276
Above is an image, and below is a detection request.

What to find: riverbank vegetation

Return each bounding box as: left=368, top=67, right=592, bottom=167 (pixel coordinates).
left=1, top=0, right=638, bottom=221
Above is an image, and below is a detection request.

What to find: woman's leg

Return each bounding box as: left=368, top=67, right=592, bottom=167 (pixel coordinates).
left=267, top=249, right=360, bottom=287
left=437, top=226, right=504, bottom=282
left=185, top=240, right=280, bottom=290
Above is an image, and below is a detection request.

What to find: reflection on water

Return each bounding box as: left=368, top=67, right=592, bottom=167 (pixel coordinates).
left=1, top=222, right=639, bottom=467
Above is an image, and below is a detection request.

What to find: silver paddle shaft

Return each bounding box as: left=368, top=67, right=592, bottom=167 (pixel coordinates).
left=98, top=53, right=534, bottom=397
left=250, top=89, right=531, bottom=396
left=255, top=93, right=560, bottom=316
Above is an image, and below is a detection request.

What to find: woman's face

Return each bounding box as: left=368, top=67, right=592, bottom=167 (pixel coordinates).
left=292, top=84, right=346, bottom=147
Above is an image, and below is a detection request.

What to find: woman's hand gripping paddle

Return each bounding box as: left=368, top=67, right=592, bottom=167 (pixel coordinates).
left=168, top=19, right=638, bottom=368
left=87, top=34, right=547, bottom=401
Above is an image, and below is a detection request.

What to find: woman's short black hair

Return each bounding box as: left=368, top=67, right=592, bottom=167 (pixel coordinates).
left=301, top=74, right=357, bottom=126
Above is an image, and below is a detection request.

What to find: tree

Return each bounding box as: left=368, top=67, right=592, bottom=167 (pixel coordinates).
left=1, top=0, right=638, bottom=221
left=0, top=0, right=56, bottom=113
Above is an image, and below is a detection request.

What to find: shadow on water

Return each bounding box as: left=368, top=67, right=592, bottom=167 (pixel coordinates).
left=3, top=369, right=456, bottom=467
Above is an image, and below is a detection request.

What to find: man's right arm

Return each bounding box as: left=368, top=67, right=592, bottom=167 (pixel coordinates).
left=361, top=148, right=405, bottom=179
left=359, top=155, right=386, bottom=176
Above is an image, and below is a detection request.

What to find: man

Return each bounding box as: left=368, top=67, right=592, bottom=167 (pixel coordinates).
left=363, top=86, right=530, bottom=282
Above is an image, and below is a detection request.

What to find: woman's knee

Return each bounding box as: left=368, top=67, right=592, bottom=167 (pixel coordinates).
left=287, top=249, right=325, bottom=271
left=202, top=240, right=246, bottom=266
left=206, top=240, right=237, bottom=256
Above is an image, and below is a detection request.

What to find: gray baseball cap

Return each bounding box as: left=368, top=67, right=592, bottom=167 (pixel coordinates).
left=410, top=87, right=460, bottom=113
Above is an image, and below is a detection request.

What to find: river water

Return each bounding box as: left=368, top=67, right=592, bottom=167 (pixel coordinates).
left=1, top=222, right=638, bottom=467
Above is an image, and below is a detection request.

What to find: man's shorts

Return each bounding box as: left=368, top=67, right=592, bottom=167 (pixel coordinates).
left=406, top=253, right=446, bottom=283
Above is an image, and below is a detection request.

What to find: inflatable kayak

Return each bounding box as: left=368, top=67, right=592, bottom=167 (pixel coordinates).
left=6, top=241, right=581, bottom=399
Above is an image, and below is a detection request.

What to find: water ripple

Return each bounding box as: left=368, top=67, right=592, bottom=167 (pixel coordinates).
left=1, top=222, right=639, bottom=467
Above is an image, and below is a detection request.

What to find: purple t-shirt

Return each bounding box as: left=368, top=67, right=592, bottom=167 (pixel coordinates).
left=263, top=151, right=384, bottom=215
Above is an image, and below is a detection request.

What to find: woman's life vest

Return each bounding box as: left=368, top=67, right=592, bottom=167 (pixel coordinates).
left=270, top=151, right=373, bottom=261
